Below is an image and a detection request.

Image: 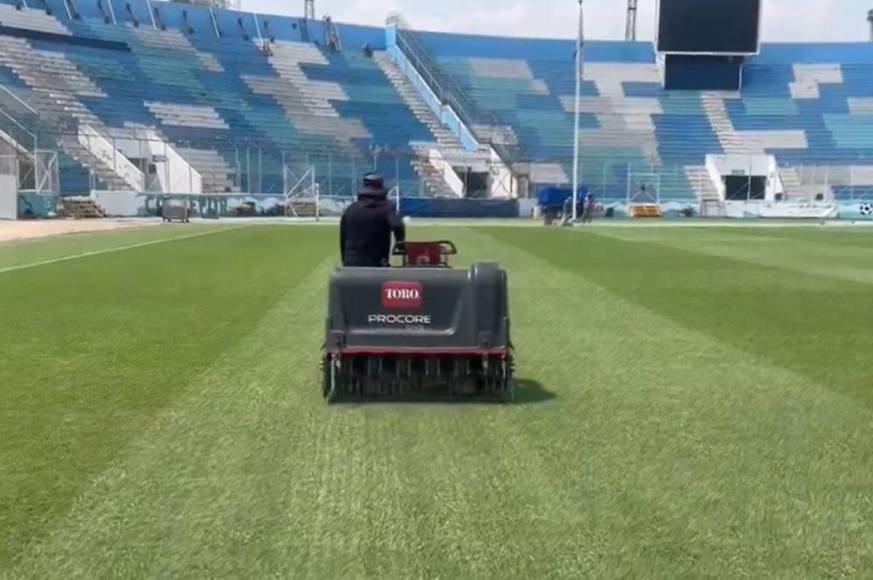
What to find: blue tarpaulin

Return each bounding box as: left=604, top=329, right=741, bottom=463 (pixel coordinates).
left=399, top=198, right=518, bottom=218
left=536, top=186, right=588, bottom=211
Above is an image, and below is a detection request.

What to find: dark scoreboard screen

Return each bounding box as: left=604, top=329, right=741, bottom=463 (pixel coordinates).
left=657, top=0, right=761, bottom=54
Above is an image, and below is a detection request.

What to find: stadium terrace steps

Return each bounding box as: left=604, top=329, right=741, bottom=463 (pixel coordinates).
left=131, top=26, right=213, bottom=53
left=262, top=42, right=344, bottom=119
left=421, top=36, right=873, bottom=201
left=408, top=159, right=455, bottom=197
left=373, top=52, right=460, bottom=148
left=373, top=51, right=461, bottom=197
left=3, top=3, right=873, bottom=201
left=175, top=147, right=238, bottom=193
left=0, top=4, right=72, bottom=35
left=145, top=103, right=230, bottom=130
left=790, top=64, right=843, bottom=99
left=58, top=134, right=131, bottom=192
left=12, top=82, right=133, bottom=192
left=778, top=167, right=805, bottom=199
left=0, top=9, right=438, bottom=195
left=0, top=37, right=105, bottom=101
left=0, top=35, right=133, bottom=191
left=61, top=196, right=107, bottom=218
left=408, top=142, right=458, bottom=198
left=433, top=53, right=703, bottom=200
left=700, top=93, right=755, bottom=156
left=685, top=166, right=719, bottom=203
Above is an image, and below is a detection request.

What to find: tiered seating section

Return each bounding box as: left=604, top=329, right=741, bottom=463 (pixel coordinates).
left=2, top=0, right=873, bottom=202
left=419, top=33, right=873, bottom=201
left=0, top=1, right=433, bottom=195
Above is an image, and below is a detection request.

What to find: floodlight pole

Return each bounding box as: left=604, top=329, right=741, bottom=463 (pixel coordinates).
left=868, top=9, right=873, bottom=42
left=625, top=0, right=638, bottom=42
left=572, top=0, right=584, bottom=222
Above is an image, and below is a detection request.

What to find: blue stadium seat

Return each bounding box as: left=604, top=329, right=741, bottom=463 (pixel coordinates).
left=0, top=4, right=439, bottom=195
left=3, top=2, right=873, bottom=201
left=419, top=33, right=873, bottom=200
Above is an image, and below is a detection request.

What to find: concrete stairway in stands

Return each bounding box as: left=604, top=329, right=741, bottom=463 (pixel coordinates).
left=700, top=93, right=752, bottom=157
left=408, top=143, right=458, bottom=197
left=685, top=165, right=720, bottom=206
left=176, top=147, right=237, bottom=193
left=778, top=166, right=805, bottom=200
left=62, top=196, right=107, bottom=218
left=0, top=36, right=132, bottom=191
left=374, top=51, right=461, bottom=197
left=374, top=51, right=460, bottom=148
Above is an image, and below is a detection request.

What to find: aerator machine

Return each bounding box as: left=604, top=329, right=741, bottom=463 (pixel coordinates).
left=323, top=241, right=513, bottom=402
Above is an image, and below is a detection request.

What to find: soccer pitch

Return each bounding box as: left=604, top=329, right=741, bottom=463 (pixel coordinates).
left=2, top=223, right=872, bottom=578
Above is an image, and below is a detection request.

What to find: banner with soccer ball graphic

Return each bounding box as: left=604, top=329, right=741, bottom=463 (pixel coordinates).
left=839, top=201, right=873, bottom=220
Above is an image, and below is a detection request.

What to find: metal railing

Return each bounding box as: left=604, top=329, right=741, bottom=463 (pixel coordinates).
left=0, top=86, right=40, bottom=152
left=387, top=14, right=514, bottom=162
left=790, top=164, right=873, bottom=201
left=3, top=83, right=872, bottom=202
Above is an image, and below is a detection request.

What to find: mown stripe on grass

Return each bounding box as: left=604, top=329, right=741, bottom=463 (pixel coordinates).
left=718, top=226, right=873, bottom=251
left=595, top=227, right=873, bottom=287
left=501, top=227, right=873, bottom=409
left=0, top=226, right=336, bottom=572
left=8, top=257, right=344, bottom=579
left=474, top=227, right=873, bottom=577
left=0, top=224, right=225, bottom=270
left=9, top=228, right=873, bottom=579
left=0, top=225, right=246, bottom=274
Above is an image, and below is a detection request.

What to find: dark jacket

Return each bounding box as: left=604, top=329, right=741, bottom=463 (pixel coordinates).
left=340, top=192, right=406, bottom=267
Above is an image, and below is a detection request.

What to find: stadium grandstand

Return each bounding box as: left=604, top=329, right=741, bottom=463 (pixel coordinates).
left=0, top=0, right=872, bottom=219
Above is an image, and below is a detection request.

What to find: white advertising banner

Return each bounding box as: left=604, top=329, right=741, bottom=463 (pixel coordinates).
left=723, top=201, right=839, bottom=219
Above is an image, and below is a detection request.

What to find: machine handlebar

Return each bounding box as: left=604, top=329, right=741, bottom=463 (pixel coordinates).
left=392, top=241, right=458, bottom=267
left=392, top=241, right=457, bottom=256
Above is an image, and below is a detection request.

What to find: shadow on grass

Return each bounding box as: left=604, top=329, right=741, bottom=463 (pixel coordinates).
left=512, top=379, right=557, bottom=405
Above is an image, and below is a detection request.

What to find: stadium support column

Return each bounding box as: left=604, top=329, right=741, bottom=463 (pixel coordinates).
left=625, top=0, right=638, bottom=42
left=572, top=0, right=584, bottom=222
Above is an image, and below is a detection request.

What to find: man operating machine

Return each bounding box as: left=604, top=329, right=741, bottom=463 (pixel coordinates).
left=325, top=173, right=513, bottom=402
left=340, top=173, right=405, bottom=267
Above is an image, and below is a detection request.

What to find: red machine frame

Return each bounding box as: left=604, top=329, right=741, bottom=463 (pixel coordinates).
left=392, top=241, right=458, bottom=268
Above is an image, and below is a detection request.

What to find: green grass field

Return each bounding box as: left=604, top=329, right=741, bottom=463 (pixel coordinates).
left=2, top=223, right=873, bottom=579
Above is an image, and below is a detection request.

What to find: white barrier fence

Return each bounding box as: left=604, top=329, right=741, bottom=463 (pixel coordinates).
left=89, top=191, right=400, bottom=220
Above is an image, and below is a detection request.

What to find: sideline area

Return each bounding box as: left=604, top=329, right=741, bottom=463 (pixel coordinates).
left=3, top=216, right=872, bottom=246
left=0, top=219, right=163, bottom=243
